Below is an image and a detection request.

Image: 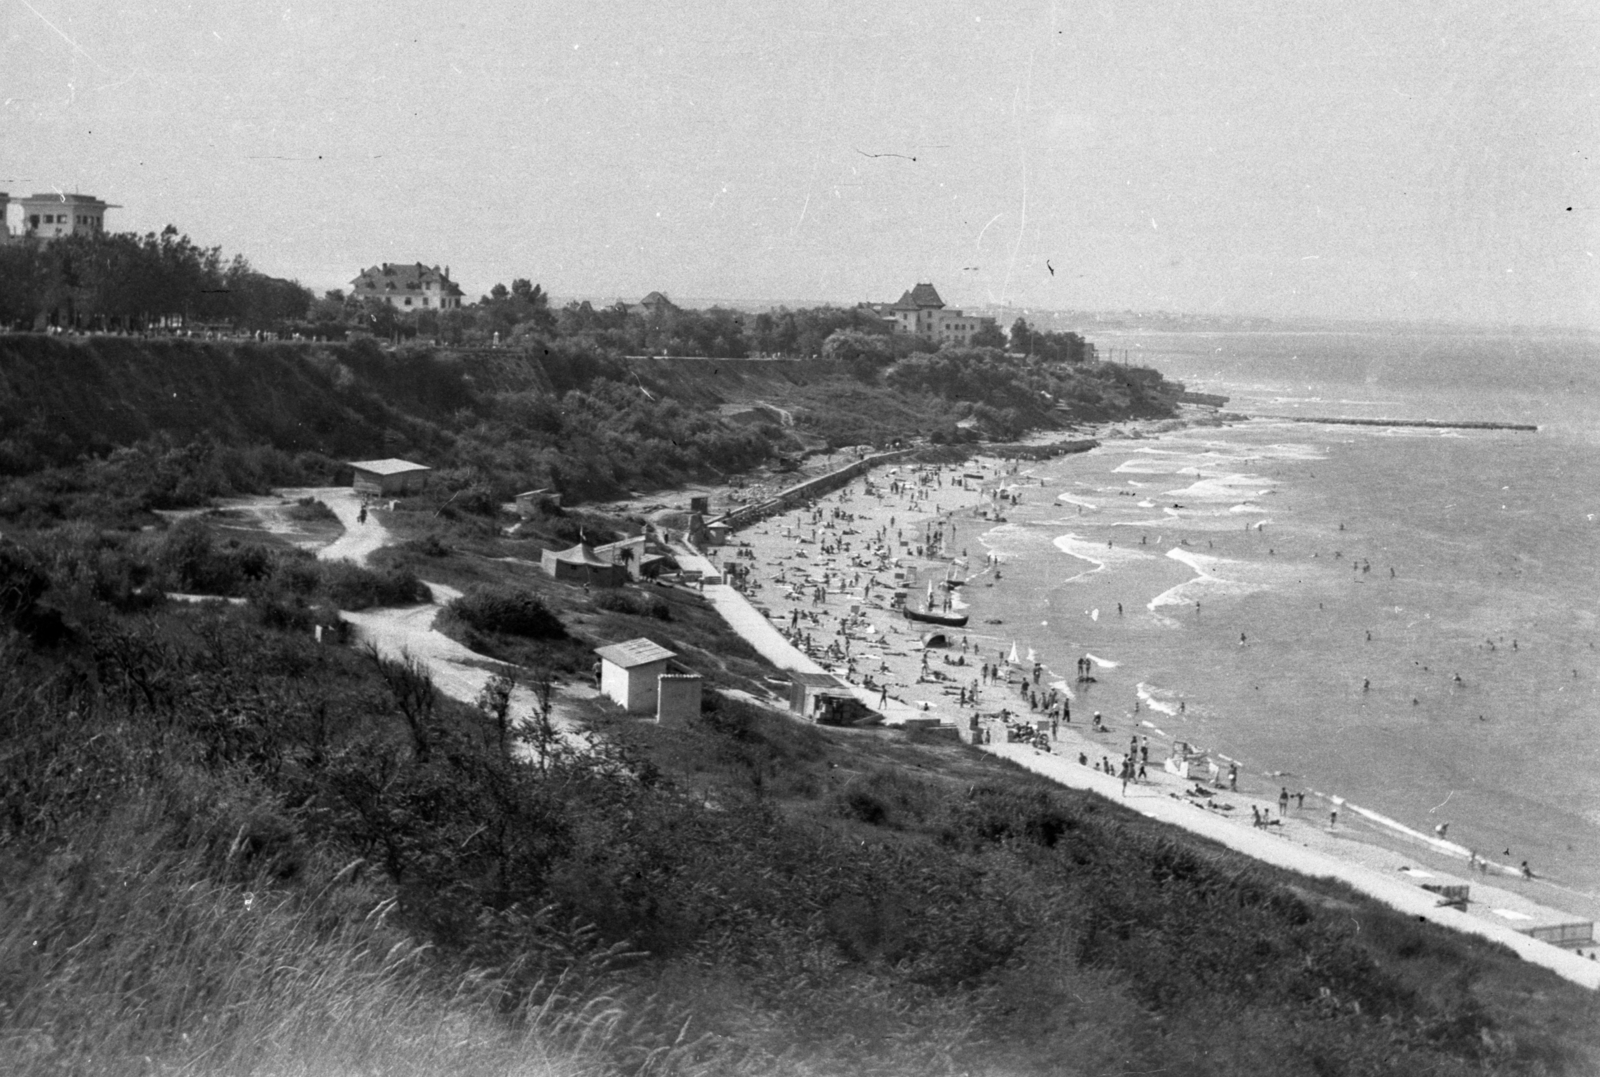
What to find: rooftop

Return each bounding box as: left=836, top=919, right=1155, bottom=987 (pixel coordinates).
left=549, top=542, right=611, bottom=567
left=891, top=282, right=945, bottom=310
left=349, top=458, right=431, bottom=476
left=19, top=192, right=118, bottom=207
left=594, top=637, right=677, bottom=669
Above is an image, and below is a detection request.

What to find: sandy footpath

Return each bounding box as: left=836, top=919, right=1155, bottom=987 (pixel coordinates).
left=700, top=450, right=1600, bottom=990
left=270, top=488, right=595, bottom=742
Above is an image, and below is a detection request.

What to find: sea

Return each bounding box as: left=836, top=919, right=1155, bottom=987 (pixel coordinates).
left=966, top=326, right=1600, bottom=917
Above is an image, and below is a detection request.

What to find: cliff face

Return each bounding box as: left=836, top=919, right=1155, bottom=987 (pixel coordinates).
left=0, top=335, right=474, bottom=464
left=0, top=335, right=1177, bottom=493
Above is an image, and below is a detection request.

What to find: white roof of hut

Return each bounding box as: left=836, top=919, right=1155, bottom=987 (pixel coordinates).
left=594, top=638, right=676, bottom=669
left=350, top=458, right=431, bottom=476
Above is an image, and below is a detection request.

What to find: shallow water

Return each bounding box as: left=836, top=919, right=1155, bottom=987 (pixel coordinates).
left=963, top=327, right=1600, bottom=908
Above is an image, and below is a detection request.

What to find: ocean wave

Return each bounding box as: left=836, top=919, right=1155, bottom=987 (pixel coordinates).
left=1165, top=478, right=1273, bottom=501
left=1147, top=546, right=1268, bottom=609
left=1052, top=533, right=1155, bottom=579
left=1135, top=681, right=1182, bottom=716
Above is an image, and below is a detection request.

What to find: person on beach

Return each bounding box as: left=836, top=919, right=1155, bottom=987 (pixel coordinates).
left=1228, top=763, right=1238, bottom=791
left=1296, top=791, right=1304, bottom=809
left=1329, top=809, right=1338, bottom=829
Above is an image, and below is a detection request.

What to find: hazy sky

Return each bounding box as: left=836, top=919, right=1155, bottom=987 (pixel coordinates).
left=4, top=1, right=1596, bottom=326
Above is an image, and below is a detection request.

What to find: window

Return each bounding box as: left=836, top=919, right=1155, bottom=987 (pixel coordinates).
left=404, top=298, right=413, bottom=306
left=422, top=298, right=430, bottom=307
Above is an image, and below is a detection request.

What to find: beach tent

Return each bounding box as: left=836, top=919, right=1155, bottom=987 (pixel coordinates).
left=1007, top=641, right=1020, bottom=665
left=540, top=543, right=626, bottom=587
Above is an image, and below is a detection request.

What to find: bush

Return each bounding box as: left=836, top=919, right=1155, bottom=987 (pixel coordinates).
left=152, top=517, right=274, bottom=596
left=594, top=588, right=670, bottom=621
left=318, top=561, right=431, bottom=610
left=283, top=496, right=339, bottom=523
left=445, top=585, right=565, bottom=639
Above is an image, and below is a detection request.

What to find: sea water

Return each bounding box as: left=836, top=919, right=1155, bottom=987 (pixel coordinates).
left=968, top=327, right=1600, bottom=914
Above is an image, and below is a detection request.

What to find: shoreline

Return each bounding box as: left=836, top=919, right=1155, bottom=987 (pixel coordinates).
left=693, top=422, right=1597, bottom=988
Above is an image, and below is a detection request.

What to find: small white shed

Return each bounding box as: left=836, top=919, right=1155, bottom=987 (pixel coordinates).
left=595, top=638, right=677, bottom=714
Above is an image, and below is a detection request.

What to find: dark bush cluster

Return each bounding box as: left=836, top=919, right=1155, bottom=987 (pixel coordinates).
left=445, top=585, right=566, bottom=639
left=594, top=588, right=670, bottom=621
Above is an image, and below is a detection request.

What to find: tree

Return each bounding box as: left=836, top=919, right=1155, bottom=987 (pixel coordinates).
left=972, top=320, right=1007, bottom=349
left=476, top=671, right=516, bottom=755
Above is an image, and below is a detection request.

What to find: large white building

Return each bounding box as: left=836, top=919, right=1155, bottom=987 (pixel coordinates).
left=349, top=263, right=464, bottom=310
left=3, top=192, right=116, bottom=240
left=875, top=283, right=995, bottom=347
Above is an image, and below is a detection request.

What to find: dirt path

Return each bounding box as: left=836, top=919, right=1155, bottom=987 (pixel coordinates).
left=278, top=486, right=390, bottom=564
left=252, top=488, right=597, bottom=742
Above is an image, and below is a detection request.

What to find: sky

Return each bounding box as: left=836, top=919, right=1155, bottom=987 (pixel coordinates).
left=3, top=0, right=1597, bottom=327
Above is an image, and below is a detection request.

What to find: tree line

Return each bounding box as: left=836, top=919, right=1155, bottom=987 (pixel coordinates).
left=2, top=220, right=1100, bottom=368
left=0, top=226, right=314, bottom=333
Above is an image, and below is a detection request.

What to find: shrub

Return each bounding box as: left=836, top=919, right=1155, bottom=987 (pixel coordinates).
left=445, top=585, right=565, bottom=639
left=594, top=588, right=671, bottom=621
left=283, top=497, right=339, bottom=524
left=318, top=561, right=431, bottom=610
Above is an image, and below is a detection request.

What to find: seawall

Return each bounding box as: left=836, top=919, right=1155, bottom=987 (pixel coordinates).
left=1265, top=415, right=1538, bottom=432
left=720, top=449, right=919, bottom=530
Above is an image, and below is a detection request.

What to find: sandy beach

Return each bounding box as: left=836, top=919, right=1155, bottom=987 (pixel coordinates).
left=689, top=436, right=1600, bottom=989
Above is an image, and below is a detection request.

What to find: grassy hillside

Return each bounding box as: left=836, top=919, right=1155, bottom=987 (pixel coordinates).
left=1, top=517, right=1597, bottom=1076
left=0, top=334, right=1177, bottom=507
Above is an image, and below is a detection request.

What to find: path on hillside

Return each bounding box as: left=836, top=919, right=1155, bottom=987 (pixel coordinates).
left=275, top=488, right=594, bottom=741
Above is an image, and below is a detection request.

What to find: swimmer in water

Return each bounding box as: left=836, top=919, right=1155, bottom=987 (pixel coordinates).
left=1362, top=678, right=1370, bottom=691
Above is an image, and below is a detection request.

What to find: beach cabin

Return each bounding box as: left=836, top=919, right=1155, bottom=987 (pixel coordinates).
left=688, top=495, right=710, bottom=514
left=788, top=672, right=851, bottom=717
left=594, top=535, right=648, bottom=578
left=595, top=638, right=677, bottom=714
left=703, top=518, right=733, bottom=547
left=349, top=458, right=431, bottom=497
left=540, top=543, right=627, bottom=587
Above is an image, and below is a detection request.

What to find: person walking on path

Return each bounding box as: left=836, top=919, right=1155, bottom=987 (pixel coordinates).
left=357, top=505, right=368, bottom=525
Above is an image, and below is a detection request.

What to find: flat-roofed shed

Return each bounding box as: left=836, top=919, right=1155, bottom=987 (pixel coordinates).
left=595, top=638, right=678, bottom=713
left=350, top=458, right=432, bottom=497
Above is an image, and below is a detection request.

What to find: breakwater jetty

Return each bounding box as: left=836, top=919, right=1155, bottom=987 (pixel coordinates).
left=1263, top=416, right=1538, bottom=432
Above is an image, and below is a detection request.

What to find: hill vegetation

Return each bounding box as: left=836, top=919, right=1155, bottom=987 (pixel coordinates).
left=2, top=530, right=1597, bottom=1075
left=0, top=331, right=1176, bottom=515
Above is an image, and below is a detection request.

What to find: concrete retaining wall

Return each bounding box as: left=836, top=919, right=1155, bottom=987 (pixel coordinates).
left=721, top=449, right=917, bottom=532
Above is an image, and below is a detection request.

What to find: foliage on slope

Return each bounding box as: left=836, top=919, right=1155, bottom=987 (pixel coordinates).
left=0, top=332, right=1177, bottom=511
left=1, top=531, right=1596, bottom=1076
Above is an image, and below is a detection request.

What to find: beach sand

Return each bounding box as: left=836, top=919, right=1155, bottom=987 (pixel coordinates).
left=688, top=439, right=1600, bottom=988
